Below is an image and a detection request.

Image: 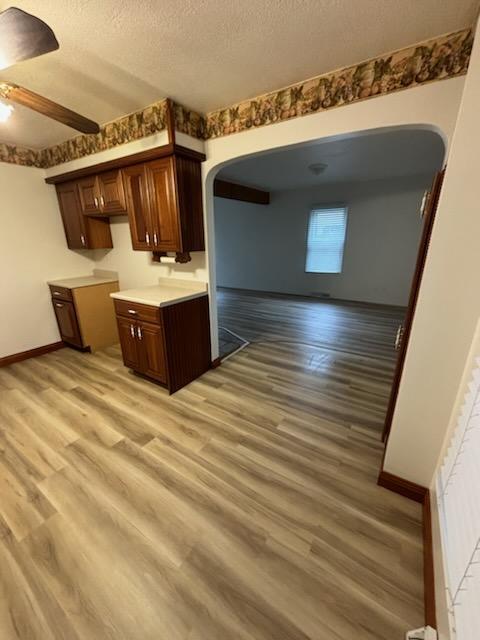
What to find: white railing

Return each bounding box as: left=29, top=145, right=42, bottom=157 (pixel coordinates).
left=437, top=344, right=480, bottom=640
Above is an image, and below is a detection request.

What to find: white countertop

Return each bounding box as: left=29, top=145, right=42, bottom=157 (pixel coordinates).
left=48, top=275, right=119, bottom=289
left=110, top=278, right=208, bottom=308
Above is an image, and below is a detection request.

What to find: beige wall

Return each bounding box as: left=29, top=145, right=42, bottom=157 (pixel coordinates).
left=0, top=164, right=94, bottom=357
left=382, top=21, right=480, bottom=639
left=383, top=21, right=480, bottom=486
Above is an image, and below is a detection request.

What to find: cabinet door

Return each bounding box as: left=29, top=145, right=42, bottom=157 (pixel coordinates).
left=98, top=170, right=127, bottom=215
left=56, top=181, right=87, bottom=249
left=53, top=300, right=83, bottom=347
left=117, top=317, right=141, bottom=370
left=77, top=176, right=101, bottom=215
left=123, top=165, right=153, bottom=250
left=145, top=158, right=181, bottom=252
left=138, top=321, right=167, bottom=383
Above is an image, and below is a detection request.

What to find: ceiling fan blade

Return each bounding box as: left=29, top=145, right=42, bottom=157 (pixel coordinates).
left=0, top=82, right=100, bottom=134
left=0, top=7, right=59, bottom=70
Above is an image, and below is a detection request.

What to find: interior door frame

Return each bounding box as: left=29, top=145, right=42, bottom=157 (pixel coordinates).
left=382, top=168, right=445, bottom=443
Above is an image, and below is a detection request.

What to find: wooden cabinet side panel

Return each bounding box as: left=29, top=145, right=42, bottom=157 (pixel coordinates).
left=163, top=296, right=211, bottom=393
left=73, top=283, right=120, bottom=352
left=175, top=156, right=205, bottom=252
left=84, top=217, right=113, bottom=249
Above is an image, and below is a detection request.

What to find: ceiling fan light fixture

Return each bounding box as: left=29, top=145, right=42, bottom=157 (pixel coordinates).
left=0, top=100, right=13, bottom=122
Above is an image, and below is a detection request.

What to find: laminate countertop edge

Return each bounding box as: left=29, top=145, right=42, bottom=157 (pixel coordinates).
left=110, top=290, right=208, bottom=308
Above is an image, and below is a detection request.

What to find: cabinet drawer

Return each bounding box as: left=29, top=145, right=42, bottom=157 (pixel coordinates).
left=114, top=299, right=161, bottom=324
left=49, top=285, right=73, bottom=302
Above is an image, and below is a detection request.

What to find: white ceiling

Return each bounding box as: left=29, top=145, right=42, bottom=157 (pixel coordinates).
left=0, top=0, right=477, bottom=148
left=218, top=129, right=445, bottom=190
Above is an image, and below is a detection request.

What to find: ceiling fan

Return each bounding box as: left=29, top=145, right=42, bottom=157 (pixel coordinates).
left=0, top=6, right=99, bottom=134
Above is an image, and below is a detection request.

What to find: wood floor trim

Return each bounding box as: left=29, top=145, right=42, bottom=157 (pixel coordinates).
left=0, top=341, right=65, bottom=367
left=377, top=470, right=436, bottom=629
left=423, top=492, right=436, bottom=630
left=377, top=470, right=427, bottom=503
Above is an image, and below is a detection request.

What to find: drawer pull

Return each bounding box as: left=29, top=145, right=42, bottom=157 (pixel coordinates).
left=53, top=291, right=62, bottom=296
left=137, top=326, right=143, bottom=340
left=55, top=303, right=64, bottom=308
left=130, top=324, right=135, bottom=338
left=128, top=309, right=137, bottom=315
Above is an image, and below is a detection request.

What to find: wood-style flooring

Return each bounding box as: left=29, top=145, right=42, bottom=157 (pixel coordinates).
left=0, top=289, right=423, bottom=640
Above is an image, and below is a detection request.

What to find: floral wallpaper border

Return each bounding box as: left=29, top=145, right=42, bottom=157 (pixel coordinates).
left=41, top=98, right=168, bottom=168
left=0, top=142, right=43, bottom=168
left=204, top=27, right=473, bottom=139
left=0, top=27, right=473, bottom=168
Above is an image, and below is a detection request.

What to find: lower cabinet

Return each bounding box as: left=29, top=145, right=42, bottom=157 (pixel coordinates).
left=50, top=281, right=119, bottom=351
left=114, top=295, right=211, bottom=393
left=52, top=299, right=83, bottom=348
left=117, top=318, right=166, bottom=383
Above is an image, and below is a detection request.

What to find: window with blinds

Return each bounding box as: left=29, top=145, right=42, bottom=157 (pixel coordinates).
left=305, top=206, right=348, bottom=273
left=436, top=322, right=480, bottom=640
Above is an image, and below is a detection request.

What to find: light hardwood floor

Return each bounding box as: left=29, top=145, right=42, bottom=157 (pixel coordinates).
left=0, top=290, right=423, bottom=640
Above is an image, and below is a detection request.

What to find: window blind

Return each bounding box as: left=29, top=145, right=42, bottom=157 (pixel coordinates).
left=305, top=207, right=347, bottom=273
left=437, top=324, right=480, bottom=640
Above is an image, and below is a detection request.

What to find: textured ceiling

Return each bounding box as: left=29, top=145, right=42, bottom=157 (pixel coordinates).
left=0, top=0, right=478, bottom=148
left=218, top=129, right=445, bottom=190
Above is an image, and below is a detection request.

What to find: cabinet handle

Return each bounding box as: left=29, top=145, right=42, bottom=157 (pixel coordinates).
left=53, top=291, right=62, bottom=296
left=94, top=197, right=99, bottom=208
left=153, top=232, right=158, bottom=246
left=80, top=234, right=86, bottom=246
left=55, top=303, right=64, bottom=308
left=130, top=324, right=135, bottom=338
left=127, top=309, right=137, bottom=315
left=145, top=231, right=150, bottom=245
left=100, top=195, right=105, bottom=207
left=137, top=326, right=143, bottom=340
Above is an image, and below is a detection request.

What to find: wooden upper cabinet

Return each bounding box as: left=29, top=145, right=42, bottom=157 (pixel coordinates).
left=98, top=170, right=127, bottom=215
left=56, top=181, right=88, bottom=249
left=77, top=176, right=100, bottom=215
left=77, top=170, right=127, bottom=217
left=146, top=157, right=180, bottom=252
left=123, top=153, right=205, bottom=256
left=55, top=181, right=113, bottom=250
left=51, top=147, right=204, bottom=257
left=123, top=164, right=153, bottom=250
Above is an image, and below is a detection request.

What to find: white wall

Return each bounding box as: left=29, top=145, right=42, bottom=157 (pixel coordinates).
left=215, top=176, right=432, bottom=306
left=203, top=77, right=466, bottom=357
left=0, top=164, right=94, bottom=358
